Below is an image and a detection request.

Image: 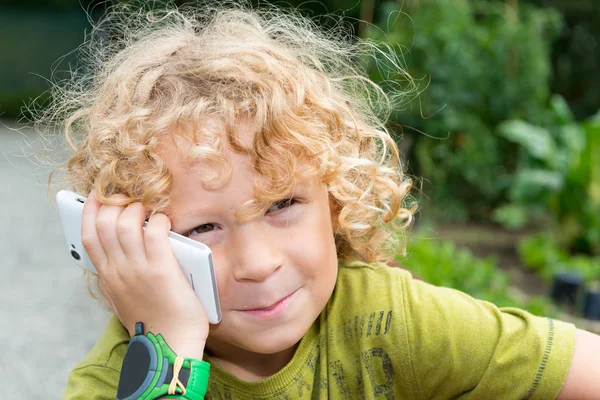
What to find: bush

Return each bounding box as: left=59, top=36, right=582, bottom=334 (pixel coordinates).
left=366, top=0, right=562, bottom=221
left=518, top=233, right=600, bottom=283
left=498, top=105, right=600, bottom=256
left=400, top=235, right=559, bottom=317
left=521, top=0, right=600, bottom=119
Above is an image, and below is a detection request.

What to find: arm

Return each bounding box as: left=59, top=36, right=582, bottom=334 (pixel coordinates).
left=81, top=192, right=209, bottom=399
left=557, top=329, right=600, bottom=399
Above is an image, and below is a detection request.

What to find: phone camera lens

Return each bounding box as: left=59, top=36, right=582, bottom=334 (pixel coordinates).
left=70, top=250, right=81, bottom=261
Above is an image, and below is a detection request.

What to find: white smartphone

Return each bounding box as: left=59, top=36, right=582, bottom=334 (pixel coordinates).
left=56, top=190, right=222, bottom=324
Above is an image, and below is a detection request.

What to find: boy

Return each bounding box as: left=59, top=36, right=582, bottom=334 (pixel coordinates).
left=47, top=2, right=599, bottom=399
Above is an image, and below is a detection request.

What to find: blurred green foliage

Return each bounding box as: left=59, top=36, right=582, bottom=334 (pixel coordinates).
left=496, top=103, right=600, bottom=256
left=400, top=234, right=559, bottom=317
left=520, top=0, right=600, bottom=120
left=366, top=0, right=563, bottom=221
left=361, top=0, right=600, bottom=298
left=518, top=233, right=600, bottom=283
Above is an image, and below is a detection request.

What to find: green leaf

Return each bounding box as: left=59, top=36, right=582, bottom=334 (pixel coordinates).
left=510, top=169, right=564, bottom=203
left=493, top=204, right=529, bottom=230
left=582, top=117, right=600, bottom=206
left=550, top=94, right=575, bottom=125
left=559, top=124, right=586, bottom=172
left=497, top=120, right=556, bottom=164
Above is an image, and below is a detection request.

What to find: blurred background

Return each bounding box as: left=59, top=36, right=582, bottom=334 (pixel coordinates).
left=1, top=0, right=599, bottom=397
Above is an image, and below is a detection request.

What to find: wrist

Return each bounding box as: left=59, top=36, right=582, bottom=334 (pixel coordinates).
left=160, top=337, right=205, bottom=361
left=149, top=325, right=207, bottom=360
left=117, top=322, right=210, bottom=400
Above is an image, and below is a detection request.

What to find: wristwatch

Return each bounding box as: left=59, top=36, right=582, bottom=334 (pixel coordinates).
left=116, top=322, right=210, bottom=400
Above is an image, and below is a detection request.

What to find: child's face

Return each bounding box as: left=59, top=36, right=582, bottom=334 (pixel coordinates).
left=161, top=120, right=339, bottom=356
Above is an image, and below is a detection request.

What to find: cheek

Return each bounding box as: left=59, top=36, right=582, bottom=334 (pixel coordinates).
left=301, top=224, right=338, bottom=304
left=289, top=214, right=337, bottom=276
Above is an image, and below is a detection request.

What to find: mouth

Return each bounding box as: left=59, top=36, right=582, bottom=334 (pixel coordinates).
left=236, top=289, right=299, bottom=319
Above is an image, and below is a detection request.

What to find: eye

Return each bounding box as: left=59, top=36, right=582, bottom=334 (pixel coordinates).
left=186, top=223, right=218, bottom=236
left=267, top=198, right=298, bottom=213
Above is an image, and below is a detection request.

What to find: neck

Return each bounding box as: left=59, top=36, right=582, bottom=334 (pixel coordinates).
left=204, top=340, right=299, bottom=382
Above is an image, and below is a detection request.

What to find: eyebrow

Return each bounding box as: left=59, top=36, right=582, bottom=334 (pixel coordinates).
left=170, top=208, right=215, bottom=231
left=171, top=184, right=311, bottom=230
left=171, top=198, right=242, bottom=226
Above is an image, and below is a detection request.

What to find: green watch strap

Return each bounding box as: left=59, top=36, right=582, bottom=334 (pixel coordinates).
left=161, top=359, right=210, bottom=399
left=117, top=322, right=210, bottom=400
left=154, top=335, right=210, bottom=399
left=182, top=359, right=210, bottom=399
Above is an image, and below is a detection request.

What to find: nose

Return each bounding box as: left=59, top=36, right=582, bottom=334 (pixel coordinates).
left=230, top=222, right=283, bottom=282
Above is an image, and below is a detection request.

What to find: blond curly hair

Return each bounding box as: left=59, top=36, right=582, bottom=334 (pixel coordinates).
left=37, top=1, right=416, bottom=287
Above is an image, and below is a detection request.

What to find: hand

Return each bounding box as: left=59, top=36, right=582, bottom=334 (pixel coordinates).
left=81, top=190, right=209, bottom=359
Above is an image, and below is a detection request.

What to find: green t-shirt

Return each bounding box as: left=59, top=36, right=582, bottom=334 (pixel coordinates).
left=63, top=262, right=576, bottom=399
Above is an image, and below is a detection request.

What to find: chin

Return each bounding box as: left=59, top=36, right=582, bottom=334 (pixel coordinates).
left=241, top=319, right=311, bottom=354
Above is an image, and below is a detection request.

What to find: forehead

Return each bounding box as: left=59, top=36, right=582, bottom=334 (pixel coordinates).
left=160, top=138, right=254, bottom=230
left=158, top=117, right=252, bottom=178
left=158, top=119, right=255, bottom=192
left=157, top=119, right=321, bottom=223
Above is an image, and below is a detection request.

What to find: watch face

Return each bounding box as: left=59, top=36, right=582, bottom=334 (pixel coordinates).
left=117, top=339, right=156, bottom=399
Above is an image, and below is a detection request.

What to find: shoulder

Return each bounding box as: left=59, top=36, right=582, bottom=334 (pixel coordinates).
left=336, top=260, right=413, bottom=290
left=331, top=260, right=424, bottom=313
left=324, top=260, right=415, bottom=351
left=329, top=260, right=424, bottom=321
left=63, top=315, right=129, bottom=400
left=330, top=260, right=576, bottom=398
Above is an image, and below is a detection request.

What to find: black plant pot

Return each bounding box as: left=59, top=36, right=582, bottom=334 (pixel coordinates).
left=583, top=289, right=600, bottom=321
left=550, top=272, right=584, bottom=307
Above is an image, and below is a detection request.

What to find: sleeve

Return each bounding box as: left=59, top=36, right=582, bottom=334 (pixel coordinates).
left=400, top=277, right=577, bottom=400
left=62, top=365, right=119, bottom=400
left=62, top=315, right=129, bottom=400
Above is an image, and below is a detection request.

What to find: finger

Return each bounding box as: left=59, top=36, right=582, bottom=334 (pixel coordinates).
left=81, top=189, right=107, bottom=271
left=116, top=202, right=148, bottom=264
left=144, top=213, right=176, bottom=266
left=95, top=194, right=128, bottom=263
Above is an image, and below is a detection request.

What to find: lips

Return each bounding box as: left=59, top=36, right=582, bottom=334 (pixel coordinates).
left=241, top=290, right=296, bottom=311
left=247, top=296, right=289, bottom=311
left=235, top=289, right=299, bottom=318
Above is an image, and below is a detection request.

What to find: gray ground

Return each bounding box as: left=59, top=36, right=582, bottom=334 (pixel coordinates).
left=1, top=122, right=111, bottom=399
